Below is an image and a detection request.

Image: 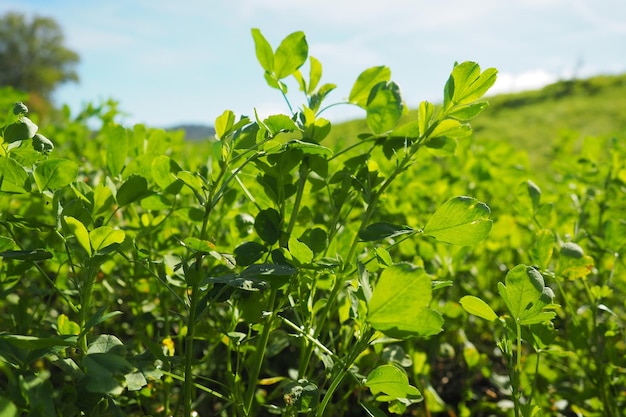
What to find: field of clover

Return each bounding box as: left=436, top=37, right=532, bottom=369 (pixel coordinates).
left=1, top=29, right=624, bottom=417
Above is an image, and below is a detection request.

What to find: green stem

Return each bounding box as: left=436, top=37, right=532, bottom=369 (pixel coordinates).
left=315, top=328, right=374, bottom=417
left=243, top=289, right=278, bottom=415
left=78, top=262, right=98, bottom=354
left=285, top=159, right=309, bottom=239
left=183, top=274, right=201, bottom=417
left=512, top=320, right=522, bottom=417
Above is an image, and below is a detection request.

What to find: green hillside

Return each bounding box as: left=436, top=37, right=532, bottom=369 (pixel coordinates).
left=327, top=73, right=626, bottom=169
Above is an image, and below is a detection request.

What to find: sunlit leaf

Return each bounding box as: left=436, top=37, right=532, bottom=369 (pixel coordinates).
left=64, top=216, right=92, bottom=256
left=0, top=157, right=29, bottom=193
left=423, top=196, right=492, bottom=246
left=365, top=364, right=423, bottom=401
left=215, top=109, right=236, bottom=140
left=105, top=124, right=128, bottom=176
left=308, top=55, right=322, bottom=94
left=288, top=237, right=313, bottom=264
left=460, top=295, right=498, bottom=321
left=366, top=82, right=404, bottom=134
left=33, top=159, right=78, bottom=191
left=274, top=31, right=308, bottom=79
left=530, top=229, right=555, bottom=270
left=497, top=264, right=556, bottom=325
left=182, top=237, right=216, bottom=253
left=90, top=226, right=125, bottom=253
left=58, top=314, right=81, bottom=336
left=349, top=66, right=391, bottom=107
left=251, top=28, right=274, bottom=73
left=368, top=263, right=443, bottom=338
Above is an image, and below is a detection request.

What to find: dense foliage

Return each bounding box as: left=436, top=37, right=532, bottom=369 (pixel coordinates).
left=1, top=29, right=625, bottom=417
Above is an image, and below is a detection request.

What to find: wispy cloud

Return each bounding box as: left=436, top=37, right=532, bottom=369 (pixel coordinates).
left=489, top=70, right=559, bottom=95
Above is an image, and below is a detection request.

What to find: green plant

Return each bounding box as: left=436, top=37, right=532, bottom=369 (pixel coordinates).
left=2, top=28, right=625, bottom=417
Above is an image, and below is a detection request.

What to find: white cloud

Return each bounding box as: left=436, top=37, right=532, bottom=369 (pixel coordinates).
left=488, top=70, right=559, bottom=95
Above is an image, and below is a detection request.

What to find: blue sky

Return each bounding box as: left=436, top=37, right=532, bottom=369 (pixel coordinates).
left=5, top=0, right=626, bottom=127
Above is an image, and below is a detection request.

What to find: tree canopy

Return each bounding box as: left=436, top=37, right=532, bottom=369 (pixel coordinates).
left=0, top=12, right=79, bottom=102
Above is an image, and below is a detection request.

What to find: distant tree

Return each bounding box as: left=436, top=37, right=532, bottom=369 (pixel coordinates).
left=0, top=12, right=79, bottom=111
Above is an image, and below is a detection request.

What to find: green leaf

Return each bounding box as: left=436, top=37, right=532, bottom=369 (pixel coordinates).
left=0, top=397, right=18, bottom=417
left=117, top=175, right=149, bottom=206
left=368, top=263, right=444, bottom=338
left=1, top=334, right=76, bottom=349
left=498, top=265, right=556, bottom=325
left=87, top=334, right=126, bottom=355
left=360, top=402, right=388, bottom=417
left=264, top=114, right=299, bottom=136
left=182, top=237, right=216, bottom=253
left=64, top=216, right=92, bottom=256
left=105, top=124, right=128, bottom=176
left=0, top=236, right=14, bottom=252
left=57, top=314, right=81, bottom=336
left=417, top=101, right=435, bottom=139
left=425, top=136, right=457, bottom=157
left=359, top=222, right=414, bottom=242
left=423, top=196, right=492, bottom=246
left=234, top=241, right=267, bottom=266
left=285, top=139, right=332, bottom=157
left=82, top=353, right=133, bottom=395
left=0, top=157, right=29, bottom=193
left=390, top=120, right=421, bottom=140
left=90, top=226, right=125, bottom=253
left=557, top=242, right=594, bottom=280
left=375, top=247, right=393, bottom=267
left=303, top=116, right=331, bottom=143
left=32, top=133, right=54, bottom=153
left=365, top=364, right=423, bottom=401
left=240, top=263, right=297, bottom=277
left=446, top=101, right=489, bottom=120
left=349, top=66, right=391, bottom=107
left=308, top=56, right=322, bottom=94
left=177, top=171, right=206, bottom=197
left=444, top=62, right=497, bottom=108
left=3, top=117, right=38, bottom=142
left=530, top=229, right=555, bottom=270
left=125, top=371, right=148, bottom=391
left=288, top=237, right=313, bottom=264
left=255, top=208, right=281, bottom=245
left=251, top=28, right=274, bottom=73
left=81, top=307, right=123, bottom=338
left=34, top=159, right=78, bottom=190
left=274, top=31, right=308, bottom=79
left=0, top=249, right=52, bottom=261
left=215, top=109, right=236, bottom=139
left=459, top=295, right=498, bottom=321
left=283, top=379, right=319, bottom=413
left=151, top=155, right=181, bottom=191
left=428, top=119, right=471, bottom=140
left=366, top=82, right=404, bottom=134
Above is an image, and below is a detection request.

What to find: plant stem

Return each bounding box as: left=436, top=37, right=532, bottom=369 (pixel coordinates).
left=243, top=288, right=278, bottom=416
left=512, top=320, right=522, bottom=417
left=315, top=328, right=374, bottom=417
left=285, top=159, right=309, bottom=239
left=78, top=262, right=98, bottom=354
left=183, top=275, right=201, bottom=417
